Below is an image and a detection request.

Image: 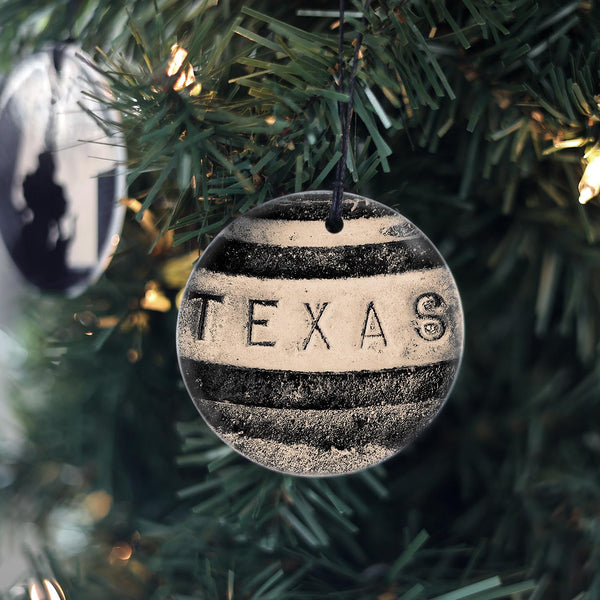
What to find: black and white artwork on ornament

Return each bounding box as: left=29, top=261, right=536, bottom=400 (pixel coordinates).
left=0, top=44, right=126, bottom=296
left=177, top=191, right=464, bottom=477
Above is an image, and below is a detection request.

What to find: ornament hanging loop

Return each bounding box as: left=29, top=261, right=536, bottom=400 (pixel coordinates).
left=326, top=0, right=371, bottom=234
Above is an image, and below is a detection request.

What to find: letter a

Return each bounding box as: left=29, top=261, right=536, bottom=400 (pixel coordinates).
left=360, top=302, right=387, bottom=348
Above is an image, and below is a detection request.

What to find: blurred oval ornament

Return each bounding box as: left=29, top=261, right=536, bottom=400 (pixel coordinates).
left=177, top=191, right=464, bottom=476
left=0, top=44, right=126, bottom=296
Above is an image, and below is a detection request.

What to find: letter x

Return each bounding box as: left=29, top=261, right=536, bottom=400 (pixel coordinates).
left=302, top=302, right=330, bottom=350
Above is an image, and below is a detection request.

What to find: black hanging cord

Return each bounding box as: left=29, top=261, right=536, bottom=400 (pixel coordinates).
left=66, top=0, right=80, bottom=42
left=326, top=0, right=371, bottom=233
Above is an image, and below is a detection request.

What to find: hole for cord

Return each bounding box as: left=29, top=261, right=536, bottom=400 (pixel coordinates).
left=325, top=216, right=344, bottom=233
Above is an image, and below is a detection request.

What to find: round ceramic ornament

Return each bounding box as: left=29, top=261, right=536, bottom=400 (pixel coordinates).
left=177, top=191, right=464, bottom=476
left=0, top=44, right=126, bottom=296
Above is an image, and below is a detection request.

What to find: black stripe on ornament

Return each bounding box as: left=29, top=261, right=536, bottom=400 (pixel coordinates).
left=97, top=168, right=116, bottom=256
left=249, top=198, right=396, bottom=221
left=179, top=358, right=459, bottom=410
left=200, top=237, right=444, bottom=279
left=197, top=397, right=442, bottom=451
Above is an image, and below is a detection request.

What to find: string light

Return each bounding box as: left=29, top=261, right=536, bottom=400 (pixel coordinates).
left=28, top=582, right=42, bottom=600
left=29, top=579, right=66, bottom=600
left=167, top=44, right=202, bottom=96
left=109, top=542, right=133, bottom=564
left=127, top=349, right=141, bottom=363
left=140, top=282, right=171, bottom=312
left=83, top=490, right=113, bottom=520
left=120, top=197, right=174, bottom=252
left=43, top=579, right=66, bottom=600
left=578, top=153, right=600, bottom=204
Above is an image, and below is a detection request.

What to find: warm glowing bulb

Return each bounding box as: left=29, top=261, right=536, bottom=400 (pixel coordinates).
left=29, top=582, right=43, bottom=600
left=579, top=185, right=595, bottom=204
left=43, top=579, right=66, bottom=600
left=141, top=285, right=172, bottom=312
left=579, top=154, right=600, bottom=204
left=167, top=44, right=198, bottom=92
left=167, top=45, right=188, bottom=77
left=84, top=489, right=113, bottom=520
left=109, top=543, right=133, bottom=563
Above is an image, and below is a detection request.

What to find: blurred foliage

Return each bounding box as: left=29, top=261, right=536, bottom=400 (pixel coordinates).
left=1, top=0, right=600, bottom=599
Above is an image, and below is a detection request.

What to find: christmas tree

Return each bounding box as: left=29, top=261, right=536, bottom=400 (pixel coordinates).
left=1, top=1, right=599, bottom=598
